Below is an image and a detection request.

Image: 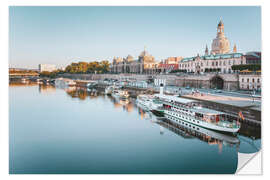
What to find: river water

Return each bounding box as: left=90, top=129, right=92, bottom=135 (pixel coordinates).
left=9, top=83, right=261, bottom=174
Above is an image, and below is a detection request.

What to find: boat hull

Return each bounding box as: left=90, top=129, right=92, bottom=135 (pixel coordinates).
left=151, top=109, right=164, bottom=117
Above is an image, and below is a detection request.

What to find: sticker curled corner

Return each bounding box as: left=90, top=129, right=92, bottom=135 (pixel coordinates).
left=236, top=151, right=262, bottom=175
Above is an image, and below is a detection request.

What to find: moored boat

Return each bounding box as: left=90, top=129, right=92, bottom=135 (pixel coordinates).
left=55, top=78, right=76, bottom=87
left=155, top=93, right=241, bottom=133
left=111, top=89, right=129, bottom=99
left=136, top=94, right=164, bottom=115
left=105, top=86, right=114, bottom=95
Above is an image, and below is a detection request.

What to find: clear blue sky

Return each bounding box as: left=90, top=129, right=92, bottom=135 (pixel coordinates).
left=9, top=6, right=261, bottom=69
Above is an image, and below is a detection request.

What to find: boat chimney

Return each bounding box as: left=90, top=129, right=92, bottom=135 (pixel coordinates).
left=160, top=83, right=164, bottom=95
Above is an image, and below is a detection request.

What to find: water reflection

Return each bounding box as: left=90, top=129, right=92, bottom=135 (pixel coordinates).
left=135, top=103, right=260, bottom=154
left=158, top=118, right=239, bottom=154
left=11, top=83, right=261, bottom=154
left=9, top=83, right=262, bottom=173
left=38, top=85, right=56, bottom=94
left=57, top=86, right=261, bottom=148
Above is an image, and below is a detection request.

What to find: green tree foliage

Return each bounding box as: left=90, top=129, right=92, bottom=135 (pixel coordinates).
left=65, top=60, right=110, bottom=74
left=231, top=64, right=261, bottom=71
left=40, top=71, right=58, bottom=78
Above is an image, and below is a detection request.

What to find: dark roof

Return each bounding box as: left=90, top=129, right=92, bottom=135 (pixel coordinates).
left=181, top=53, right=243, bottom=62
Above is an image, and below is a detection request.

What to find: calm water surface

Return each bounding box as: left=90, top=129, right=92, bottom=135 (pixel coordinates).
left=9, top=84, right=261, bottom=174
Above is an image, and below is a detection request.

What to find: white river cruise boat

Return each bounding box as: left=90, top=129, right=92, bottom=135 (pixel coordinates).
left=105, top=86, right=114, bottom=95
left=111, top=89, right=129, bottom=99
left=154, top=94, right=241, bottom=133
left=136, top=94, right=163, bottom=114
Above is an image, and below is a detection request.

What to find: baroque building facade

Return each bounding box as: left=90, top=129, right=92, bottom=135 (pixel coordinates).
left=179, top=20, right=246, bottom=74
left=110, top=49, right=159, bottom=74
left=239, top=73, right=261, bottom=90
left=179, top=53, right=246, bottom=74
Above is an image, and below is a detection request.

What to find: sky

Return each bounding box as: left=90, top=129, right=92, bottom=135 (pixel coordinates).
left=9, top=6, right=261, bottom=69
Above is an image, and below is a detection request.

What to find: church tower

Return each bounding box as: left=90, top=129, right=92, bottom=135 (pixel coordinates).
left=205, top=44, right=209, bottom=55
left=211, top=19, right=230, bottom=55
left=217, top=20, right=225, bottom=37
left=233, top=44, right=237, bottom=53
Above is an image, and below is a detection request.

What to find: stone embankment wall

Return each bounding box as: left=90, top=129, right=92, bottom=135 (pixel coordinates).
left=59, top=73, right=239, bottom=90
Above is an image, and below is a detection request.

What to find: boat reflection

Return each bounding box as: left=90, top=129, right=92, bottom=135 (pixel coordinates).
left=159, top=116, right=239, bottom=153
left=136, top=107, right=240, bottom=153
left=108, top=95, right=134, bottom=113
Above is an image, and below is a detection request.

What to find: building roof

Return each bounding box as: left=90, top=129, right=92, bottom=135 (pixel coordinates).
left=154, top=94, right=196, bottom=104
left=181, top=53, right=243, bottom=63
left=192, top=106, right=226, bottom=115
left=245, top=52, right=261, bottom=58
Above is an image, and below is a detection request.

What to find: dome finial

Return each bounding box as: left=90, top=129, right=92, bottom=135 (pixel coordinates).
left=218, top=18, right=224, bottom=26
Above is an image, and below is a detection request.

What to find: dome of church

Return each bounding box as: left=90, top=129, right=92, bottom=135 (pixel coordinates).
left=126, top=55, right=134, bottom=62
left=211, top=20, right=230, bottom=54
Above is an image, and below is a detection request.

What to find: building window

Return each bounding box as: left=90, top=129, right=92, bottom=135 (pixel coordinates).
left=257, top=78, right=260, bottom=83
left=247, top=78, right=249, bottom=83
left=216, top=62, right=218, bottom=66
left=252, top=78, right=255, bottom=83
left=229, top=60, right=231, bottom=65
left=212, top=62, right=214, bottom=66
left=241, top=61, right=243, bottom=64
left=219, top=61, right=222, bottom=66
left=242, top=78, right=244, bottom=82
left=223, top=61, right=226, bottom=65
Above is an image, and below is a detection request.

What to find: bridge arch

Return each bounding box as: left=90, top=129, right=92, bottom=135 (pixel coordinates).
left=210, top=75, right=224, bottom=89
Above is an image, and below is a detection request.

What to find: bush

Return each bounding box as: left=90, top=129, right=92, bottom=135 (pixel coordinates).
left=231, top=64, right=261, bottom=71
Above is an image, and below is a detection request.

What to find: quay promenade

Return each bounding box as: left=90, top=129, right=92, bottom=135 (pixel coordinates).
left=59, top=73, right=240, bottom=91
left=58, top=75, right=261, bottom=126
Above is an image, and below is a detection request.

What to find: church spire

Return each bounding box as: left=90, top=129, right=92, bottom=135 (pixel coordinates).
left=233, top=44, right=237, bottom=53
left=205, top=44, right=209, bottom=55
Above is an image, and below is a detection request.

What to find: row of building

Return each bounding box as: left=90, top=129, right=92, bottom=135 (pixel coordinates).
left=109, top=20, right=261, bottom=75
left=108, top=20, right=261, bottom=91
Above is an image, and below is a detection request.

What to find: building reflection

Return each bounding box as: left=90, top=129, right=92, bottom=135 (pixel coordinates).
left=64, top=87, right=100, bottom=100
left=108, top=95, right=134, bottom=113
left=9, top=81, right=37, bottom=87
left=38, top=84, right=56, bottom=94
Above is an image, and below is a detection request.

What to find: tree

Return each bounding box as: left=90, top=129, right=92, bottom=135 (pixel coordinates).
left=63, top=60, right=110, bottom=74
left=231, top=64, right=261, bottom=71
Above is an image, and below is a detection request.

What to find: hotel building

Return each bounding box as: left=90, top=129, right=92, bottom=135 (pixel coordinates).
left=38, top=64, right=57, bottom=72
